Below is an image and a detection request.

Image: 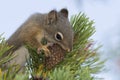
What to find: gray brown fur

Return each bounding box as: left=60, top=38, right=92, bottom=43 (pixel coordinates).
left=5, top=8, right=74, bottom=70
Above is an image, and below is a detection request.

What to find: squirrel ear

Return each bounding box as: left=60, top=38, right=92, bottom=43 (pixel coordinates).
left=47, top=10, right=57, bottom=24
left=60, top=8, right=68, bottom=18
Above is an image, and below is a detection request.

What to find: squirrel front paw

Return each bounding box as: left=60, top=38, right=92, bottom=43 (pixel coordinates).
left=37, top=46, right=51, bottom=57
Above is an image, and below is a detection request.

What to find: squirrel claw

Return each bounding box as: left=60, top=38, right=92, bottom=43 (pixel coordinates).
left=37, top=46, right=51, bottom=57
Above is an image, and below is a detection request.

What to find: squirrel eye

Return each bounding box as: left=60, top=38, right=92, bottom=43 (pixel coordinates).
left=55, top=32, right=63, bottom=41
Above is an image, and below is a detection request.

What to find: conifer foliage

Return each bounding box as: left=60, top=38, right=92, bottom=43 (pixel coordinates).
left=0, top=13, right=104, bottom=80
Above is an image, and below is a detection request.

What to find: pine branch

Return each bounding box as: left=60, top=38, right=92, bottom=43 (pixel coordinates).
left=25, top=13, right=105, bottom=80
left=0, top=34, right=15, bottom=66
left=0, top=35, right=13, bottom=79
left=0, top=34, right=28, bottom=80
left=0, top=12, right=105, bottom=80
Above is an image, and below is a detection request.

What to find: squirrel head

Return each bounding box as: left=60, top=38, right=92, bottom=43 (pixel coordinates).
left=44, top=8, right=74, bottom=52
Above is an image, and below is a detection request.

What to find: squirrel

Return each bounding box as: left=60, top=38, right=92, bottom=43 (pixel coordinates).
left=4, top=8, right=74, bottom=71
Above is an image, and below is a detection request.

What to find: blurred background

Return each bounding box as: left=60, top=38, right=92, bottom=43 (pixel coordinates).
left=0, top=0, right=120, bottom=80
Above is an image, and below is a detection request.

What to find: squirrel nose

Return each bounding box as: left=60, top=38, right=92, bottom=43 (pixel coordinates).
left=62, top=45, right=72, bottom=52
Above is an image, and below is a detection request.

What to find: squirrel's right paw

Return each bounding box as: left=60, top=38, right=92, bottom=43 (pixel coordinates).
left=37, top=46, right=51, bottom=57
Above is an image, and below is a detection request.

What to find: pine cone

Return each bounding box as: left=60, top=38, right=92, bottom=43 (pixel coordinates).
left=44, top=44, right=66, bottom=70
